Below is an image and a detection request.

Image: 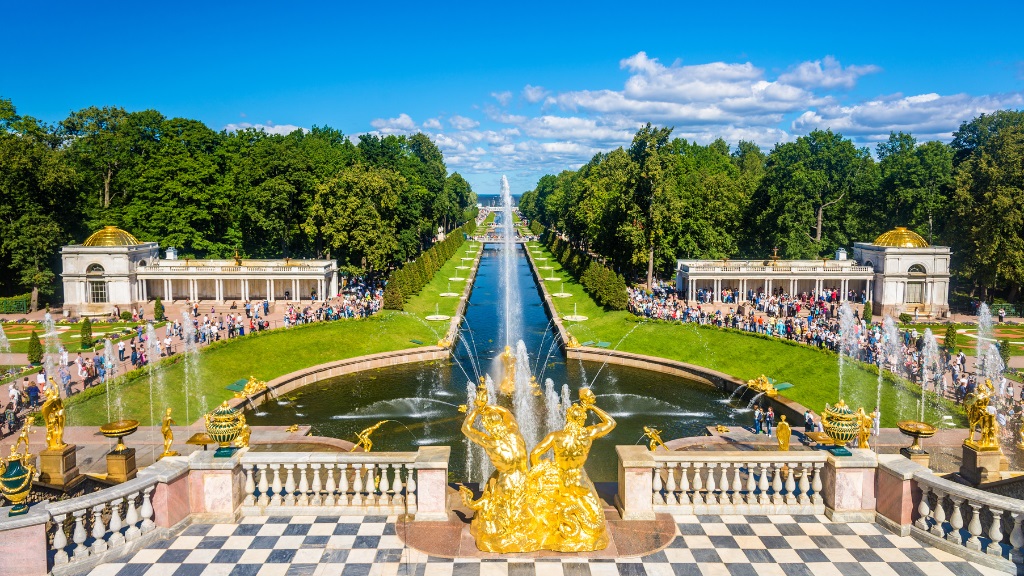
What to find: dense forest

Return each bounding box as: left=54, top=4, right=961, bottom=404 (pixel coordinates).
left=519, top=111, right=1024, bottom=305
left=0, top=99, right=477, bottom=306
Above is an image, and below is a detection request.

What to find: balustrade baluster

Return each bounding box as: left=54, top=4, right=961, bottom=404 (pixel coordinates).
left=947, top=496, right=965, bottom=544
left=757, top=464, right=770, bottom=506
left=770, top=463, right=784, bottom=506
left=987, top=507, right=1005, bottom=557
left=364, top=464, right=377, bottom=507
left=72, top=509, right=89, bottom=560
left=141, top=487, right=155, bottom=533
left=916, top=485, right=932, bottom=531
left=339, top=464, right=350, bottom=506
left=91, top=504, right=108, bottom=554
left=324, top=464, right=337, bottom=506
left=930, top=489, right=947, bottom=538
left=392, top=464, right=405, bottom=508
left=784, top=463, right=797, bottom=505
left=270, top=464, right=283, bottom=506
left=310, top=464, right=323, bottom=506
left=744, top=464, right=756, bottom=507
left=1009, top=512, right=1024, bottom=563
left=406, top=466, right=418, bottom=511
left=380, top=464, right=392, bottom=507
left=108, top=498, right=125, bottom=547
left=811, top=464, right=823, bottom=505
left=797, top=467, right=810, bottom=506
left=284, top=465, right=297, bottom=506
left=52, top=514, right=69, bottom=565
left=706, top=464, right=718, bottom=506
left=125, top=493, right=141, bottom=540
left=257, top=465, right=270, bottom=507
left=678, top=463, right=691, bottom=506
left=297, top=464, right=310, bottom=506
left=717, top=465, right=729, bottom=506
left=966, top=501, right=984, bottom=551
left=244, top=466, right=256, bottom=506
left=352, top=464, right=364, bottom=506
left=730, top=465, right=742, bottom=506
left=692, top=463, right=705, bottom=505
left=652, top=464, right=664, bottom=506
left=663, top=463, right=677, bottom=506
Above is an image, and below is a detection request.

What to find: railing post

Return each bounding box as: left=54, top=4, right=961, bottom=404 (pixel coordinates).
left=412, top=446, right=450, bottom=521
left=616, top=445, right=656, bottom=521
left=0, top=504, right=50, bottom=576
left=875, top=455, right=928, bottom=537
left=144, top=457, right=191, bottom=529
left=822, top=449, right=877, bottom=522
left=187, top=449, right=247, bottom=522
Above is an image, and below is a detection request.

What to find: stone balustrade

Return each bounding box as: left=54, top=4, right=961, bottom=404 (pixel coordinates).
left=238, top=447, right=450, bottom=521
left=616, top=446, right=827, bottom=519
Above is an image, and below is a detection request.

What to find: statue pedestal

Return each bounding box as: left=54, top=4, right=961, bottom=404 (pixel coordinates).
left=107, top=448, right=137, bottom=483
left=899, top=447, right=931, bottom=468
left=39, top=445, right=80, bottom=487
left=959, top=443, right=1002, bottom=485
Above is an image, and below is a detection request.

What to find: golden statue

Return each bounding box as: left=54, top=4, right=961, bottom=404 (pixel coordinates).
left=566, top=335, right=581, bottom=348
left=285, top=424, right=299, bottom=433
left=235, top=376, right=267, bottom=399
left=459, top=384, right=615, bottom=553
left=643, top=426, right=668, bottom=451
left=746, top=375, right=778, bottom=398
left=715, top=424, right=730, bottom=433
left=856, top=408, right=872, bottom=450
left=159, top=408, right=180, bottom=459
left=351, top=420, right=387, bottom=452
left=776, top=415, right=791, bottom=451
left=234, top=415, right=251, bottom=448
left=12, top=422, right=32, bottom=458
left=499, top=345, right=516, bottom=395
left=965, top=378, right=999, bottom=450
left=41, top=379, right=66, bottom=451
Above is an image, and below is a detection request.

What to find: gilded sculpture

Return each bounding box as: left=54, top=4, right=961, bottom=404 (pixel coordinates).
left=234, top=376, right=268, bottom=399
left=160, top=408, right=180, bottom=458
left=965, top=378, right=999, bottom=450
left=41, top=379, right=67, bottom=451
left=458, top=384, right=615, bottom=553
left=776, top=415, right=791, bottom=451
left=234, top=415, right=251, bottom=449
left=643, top=426, right=668, bottom=451
left=746, top=375, right=778, bottom=398
left=855, top=408, right=871, bottom=450
left=500, top=345, right=516, bottom=395
left=351, top=420, right=387, bottom=452
left=1, top=422, right=35, bottom=516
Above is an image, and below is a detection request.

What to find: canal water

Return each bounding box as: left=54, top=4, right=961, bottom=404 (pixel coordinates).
left=249, top=237, right=740, bottom=482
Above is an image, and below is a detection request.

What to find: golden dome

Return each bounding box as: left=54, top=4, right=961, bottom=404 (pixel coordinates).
left=82, top=226, right=140, bottom=247
left=873, top=227, right=928, bottom=248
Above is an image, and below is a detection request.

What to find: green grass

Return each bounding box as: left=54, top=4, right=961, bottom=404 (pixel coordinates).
left=2, top=321, right=166, bottom=354
left=525, top=241, right=965, bottom=429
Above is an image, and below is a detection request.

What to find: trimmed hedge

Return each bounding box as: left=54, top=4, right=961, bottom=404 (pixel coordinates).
left=27, top=330, right=43, bottom=364
left=529, top=221, right=545, bottom=236
left=543, top=233, right=627, bottom=311
left=385, top=221, right=476, bottom=310
left=0, top=293, right=31, bottom=314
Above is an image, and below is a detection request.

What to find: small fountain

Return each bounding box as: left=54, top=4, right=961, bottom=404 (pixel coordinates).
left=563, top=303, right=588, bottom=322
left=440, top=282, right=460, bottom=298
left=425, top=303, right=451, bottom=322
left=180, top=312, right=202, bottom=425
left=41, top=313, right=60, bottom=384
left=552, top=283, right=572, bottom=298
left=837, top=302, right=857, bottom=403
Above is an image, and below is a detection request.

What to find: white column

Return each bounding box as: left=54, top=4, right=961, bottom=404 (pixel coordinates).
left=293, top=279, right=299, bottom=301
left=270, top=279, right=275, bottom=302
left=866, top=279, right=872, bottom=302
left=331, top=271, right=339, bottom=298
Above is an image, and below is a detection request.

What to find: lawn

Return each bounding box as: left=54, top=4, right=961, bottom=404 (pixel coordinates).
left=2, top=321, right=164, bottom=354
left=525, top=241, right=965, bottom=429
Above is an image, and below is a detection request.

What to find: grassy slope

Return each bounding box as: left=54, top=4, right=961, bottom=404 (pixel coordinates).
left=526, top=241, right=964, bottom=428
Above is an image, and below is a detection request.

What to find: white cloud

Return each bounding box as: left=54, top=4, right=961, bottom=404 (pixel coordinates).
left=369, top=113, right=418, bottom=135
left=522, top=84, right=549, bottom=103
left=422, top=118, right=442, bottom=130
left=491, top=91, right=513, bottom=106
left=223, top=122, right=304, bottom=135
left=449, top=115, right=480, bottom=130
left=778, top=56, right=880, bottom=90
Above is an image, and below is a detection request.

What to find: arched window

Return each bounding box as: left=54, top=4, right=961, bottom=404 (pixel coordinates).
left=137, top=260, right=147, bottom=267
left=86, top=264, right=107, bottom=303
left=908, top=264, right=927, bottom=274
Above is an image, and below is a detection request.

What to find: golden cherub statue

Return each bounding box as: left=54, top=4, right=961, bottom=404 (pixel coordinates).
left=159, top=408, right=180, bottom=459
left=776, top=415, right=791, bottom=451
left=351, top=420, right=387, bottom=453
left=643, top=426, right=668, bottom=451
left=41, top=379, right=66, bottom=451
left=234, top=415, right=251, bottom=448
left=856, top=408, right=871, bottom=450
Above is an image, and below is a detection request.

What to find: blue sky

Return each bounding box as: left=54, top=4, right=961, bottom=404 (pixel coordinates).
left=3, top=1, right=1022, bottom=194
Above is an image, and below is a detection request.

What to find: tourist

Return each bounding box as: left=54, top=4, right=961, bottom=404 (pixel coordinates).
left=999, top=308, right=1006, bottom=323
left=753, top=406, right=763, bottom=434
left=3, top=402, right=17, bottom=436
left=764, top=407, right=774, bottom=437
left=804, top=410, right=814, bottom=432
left=26, top=379, right=39, bottom=407
left=7, top=380, right=21, bottom=412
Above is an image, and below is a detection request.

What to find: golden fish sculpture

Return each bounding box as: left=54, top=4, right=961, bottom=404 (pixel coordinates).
left=459, top=384, right=615, bottom=552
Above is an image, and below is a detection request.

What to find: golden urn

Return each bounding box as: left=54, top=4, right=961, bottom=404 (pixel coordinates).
left=205, top=401, right=244, bottom=456
left=99, top=419, right=140, bottom=453
left=897, top=420, right=937, bottom=454
left=822, top=400, right=858, bottom=447
left=1, top=427, right=36, bottom=516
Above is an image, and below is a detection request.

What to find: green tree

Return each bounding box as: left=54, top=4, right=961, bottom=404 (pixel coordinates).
left=998, top=338, right=1011, bottom=369
left=862, top=301, right=872, bottom=324
left=383, top=280, right=403, bottom=310
left=27, top=330, right=43, bottom=364
left=944, top=323, right=958, bottom=351
left=154, top=297, right=164, bottom=321
left=80, top=317, right=94, bottom=349
left=626, top=123, right=674, bottom=288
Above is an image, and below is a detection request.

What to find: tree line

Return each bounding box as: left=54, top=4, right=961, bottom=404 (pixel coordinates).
left=519, top=111, right=1024, bottom=304
left=0, top=99, right=477, bottom=308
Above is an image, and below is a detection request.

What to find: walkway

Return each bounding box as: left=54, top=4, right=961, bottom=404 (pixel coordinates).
left=85, top=513, right=1000, bottom=576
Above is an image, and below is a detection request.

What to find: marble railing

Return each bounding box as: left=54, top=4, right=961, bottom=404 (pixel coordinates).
left=238, top=447, right=450, bottom=521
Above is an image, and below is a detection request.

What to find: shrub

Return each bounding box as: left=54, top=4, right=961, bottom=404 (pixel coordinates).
left=862, top=301, right=872, bottom=324
left=120, top=310, right=132, bottom=322
left=80, top=317, right=94, bottom=349
left=154, top=297, right=164, bottom=321
left=999, top=338, right=1012, bottom=369
left=27, top=330, right=43, bottom=364
left=944, top=324, right=958, bottom=351
left=898, top=313, right=913, bottom=325
left=383, top=281, right=404, bottom=311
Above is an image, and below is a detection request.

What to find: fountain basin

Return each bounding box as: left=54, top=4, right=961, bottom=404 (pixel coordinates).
left=544, top=277, right=561, bottom=282
left=99, top=419, right=140, bottom=453
left=448, top=277, right=466, bottom=282
left=439, top=292, right=460, bottom=297
left=425, top=315, right=451, bottom=321
left=563, top=315, right=588, bottom=322
left=552, top=293, right=572, bottom=298
left=897, top=420, right=937, bottom=453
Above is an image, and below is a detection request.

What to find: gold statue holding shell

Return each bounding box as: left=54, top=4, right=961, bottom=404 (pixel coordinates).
left=41, top=380, right=67, bottom=451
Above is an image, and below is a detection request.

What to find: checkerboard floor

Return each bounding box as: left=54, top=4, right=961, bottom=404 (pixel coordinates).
left=85, top=514, right=1005, bottom=576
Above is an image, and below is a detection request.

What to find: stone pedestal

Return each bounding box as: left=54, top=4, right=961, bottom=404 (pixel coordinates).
left=107, top=448, right=138, bottom=483
left=822, top=449, right=877, bottom=522
left=38, top=445, right=80, bottom=487
left=959, top=443, right=1002, bottom=486
left=899, top=447, right=930, bottom=468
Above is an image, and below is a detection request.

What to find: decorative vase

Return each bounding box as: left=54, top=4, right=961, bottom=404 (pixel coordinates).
left=822, top=400, right=858, bottom=448
left=99, top=419, right=140, bottom=453
left=205, top=401, right=243, bottom=457
left=1, top=456, right=34, bottom=516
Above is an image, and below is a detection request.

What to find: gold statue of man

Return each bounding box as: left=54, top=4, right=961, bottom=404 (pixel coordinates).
left=459, top=383, right=534, bottom=552
left=499, top=345, right=516, bottom=395
left=351, top=420, right=387, bottom=453
left=776, top=415, right=791, bottom=451
left=160, top=408, right=180, bottom=458
left=527, top=388, right=615, bottom=552
left=966, top=378, right=999, bottom=449
left=856, top=408, right=871, bottom=449
left=41, top=379, right=66, bottom=451
left=643, top=426, right=668, bottom=451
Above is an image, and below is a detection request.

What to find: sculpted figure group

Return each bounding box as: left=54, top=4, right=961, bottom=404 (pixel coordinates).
left=459, top=384, right=615, bottom=553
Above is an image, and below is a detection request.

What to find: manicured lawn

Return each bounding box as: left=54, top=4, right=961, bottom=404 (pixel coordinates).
left=525, top=241, right=965, bottom=429
left=1, top=321, right=161, bottom=354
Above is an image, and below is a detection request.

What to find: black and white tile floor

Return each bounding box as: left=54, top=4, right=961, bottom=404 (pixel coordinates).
left=86, top=514, right=1004, bottom=576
